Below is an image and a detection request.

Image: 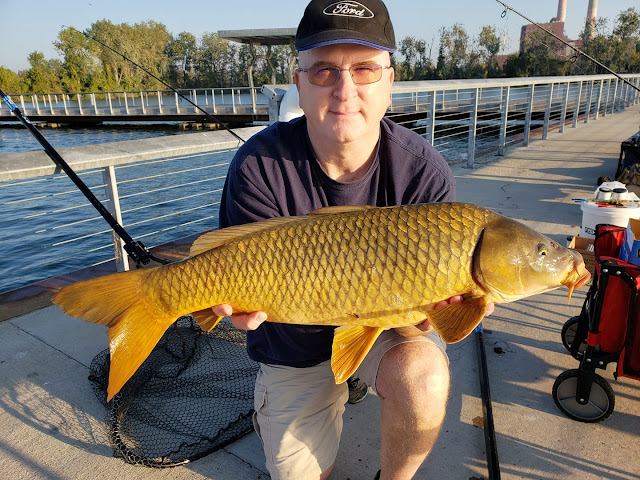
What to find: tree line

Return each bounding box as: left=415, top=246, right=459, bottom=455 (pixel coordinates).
left=1, top=8, right=639, bottom=95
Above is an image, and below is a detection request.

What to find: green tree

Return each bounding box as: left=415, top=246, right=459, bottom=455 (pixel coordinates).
left=398, top=36, right=431, bottom=80
left=167, top=31, right=198, bottom=88
left=477, top=26, right=501, bottom=77
left=54, top=27, right=95, bottom=92
left=24, top=52, right=63, bottom=92
left=0, top=66, right=27, bottom=93
left=85, top=20, right=172, bottom=91
left=197, top=33, right=238, bottom=87
left=612, top=8, right=640, bottom=73
left=438, top=24, right=469, bottom=79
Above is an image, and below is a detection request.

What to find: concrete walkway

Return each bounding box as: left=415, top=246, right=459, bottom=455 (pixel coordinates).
left=2, top=107, right=640, bottom=480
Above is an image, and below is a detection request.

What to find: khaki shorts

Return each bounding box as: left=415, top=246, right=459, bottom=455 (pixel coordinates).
left=252, top=329, right=447, bottom=480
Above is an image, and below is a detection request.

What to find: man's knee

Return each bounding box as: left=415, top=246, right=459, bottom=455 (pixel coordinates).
left=376, top=341, right=450, bottom=410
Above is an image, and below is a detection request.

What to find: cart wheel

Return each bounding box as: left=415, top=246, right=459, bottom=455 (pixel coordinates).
left=561, top=316, right=587, bottom=360
left=552, top=369, right=615, bottom=423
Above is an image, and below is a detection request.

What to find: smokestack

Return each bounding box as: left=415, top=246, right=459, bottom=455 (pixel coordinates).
left=587, top=0, right=598, bottom=23
left=587, top=0, right=598, bottom=37
left=557, top=0, right=567, bottom=23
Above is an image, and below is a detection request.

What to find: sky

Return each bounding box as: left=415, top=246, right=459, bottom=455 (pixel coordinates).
left=1, top=0, right=638, bottom=71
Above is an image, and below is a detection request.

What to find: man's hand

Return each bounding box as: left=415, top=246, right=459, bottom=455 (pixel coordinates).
left=211, top=304, right=267, bottom=331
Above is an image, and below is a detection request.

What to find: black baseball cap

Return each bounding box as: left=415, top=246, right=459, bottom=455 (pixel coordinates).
left=295, top=0, right=396, bottom=53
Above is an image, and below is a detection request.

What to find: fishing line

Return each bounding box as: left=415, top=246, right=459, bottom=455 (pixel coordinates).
left=495, top=0, right=640, bottom=94
left=0, top=86, right=169, bottom=267
left=63, top=25, right=247, bottom=144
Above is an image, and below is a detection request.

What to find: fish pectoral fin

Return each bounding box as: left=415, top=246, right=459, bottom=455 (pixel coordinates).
left=427, top=297, right=489, bottom=344
left=331, top=325, right=385, bottom=384
left=191, top=309, right=224, bottom=332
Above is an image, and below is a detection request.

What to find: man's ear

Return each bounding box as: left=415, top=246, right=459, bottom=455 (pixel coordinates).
left=295, top=68, right=301, bottom=91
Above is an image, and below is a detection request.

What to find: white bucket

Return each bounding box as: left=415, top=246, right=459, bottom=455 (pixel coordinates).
left=580, top=202, right=640, bottom=238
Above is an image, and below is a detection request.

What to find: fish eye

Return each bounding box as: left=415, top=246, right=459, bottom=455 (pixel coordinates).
left=537, top=243, right=549, bottom=256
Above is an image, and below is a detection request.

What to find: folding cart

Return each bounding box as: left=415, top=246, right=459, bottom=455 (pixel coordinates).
left=553, top=224, right=640, bottom=422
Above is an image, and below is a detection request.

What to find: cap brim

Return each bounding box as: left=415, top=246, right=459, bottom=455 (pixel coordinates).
left=295, top=29, right=396, bottom=53
left=297, top=38, right=396, bottom=53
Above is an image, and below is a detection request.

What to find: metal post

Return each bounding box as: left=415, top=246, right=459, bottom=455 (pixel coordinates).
left=602, top=79, right=610, bottom=116
left=594, top=80, right=603, bottom=120
left=467, top=88, right=479, bottom=168
left=212, top=88, right=217, bottom=114
left=92, top=93, right=99, bottom=115
left=175, top=91, right=180, bottom=114
left=232, top=88, right=237, bottom=114
left=572, top=81, right=582, bottom=128
left=559, top=82, right=569, bottom=133
left=62, top=94, right=68, bottom=115
left=77, top=94, right=83, bottom=115
left=542, top=83, right=554, bottom=140
left=47, top=94, right=54, bottom=114
left=140, top=91, right=146, bottom=114
left=523, top=85, right=534, bottom=147
left=498, top=85, right=510, bottom=155
left=613, top=78, right=620, bottom=112
left=124, top=92, right=129, bottom=114
left=252, top=88, right=257, bottom=114
left=102, top=166, right=129, bottom=272
left=108, top=92, right=113, bottom=114
left=33, top=95, right=40, bottom=114
left=192, top=89, right=198, bottom=113
left=20, top=95, right=26, bottom=113
left=157, top=91, right=163, bottom=114
left=584, top=81, right=593, bottom=124
left=426, top=90, right=436, bottom=146
left=623, top=80, right=630, bottom=108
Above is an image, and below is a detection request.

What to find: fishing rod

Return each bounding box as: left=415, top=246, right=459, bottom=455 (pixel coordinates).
left=474, top=323, right=501, bottom=480
left=0, top=86, right=169, bottom=267
left=65, top=25, right=247, bottom=144
left=495, top=0, right=640, bottom=94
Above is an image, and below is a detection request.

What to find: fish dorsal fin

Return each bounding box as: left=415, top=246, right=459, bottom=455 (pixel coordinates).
left=427, top=297, right=489, bottom=343
left=309, top=205, right=375, bottom=216
left=331, top=325, right=385, bottom=384
left=189, top=216, right=305, bottom=256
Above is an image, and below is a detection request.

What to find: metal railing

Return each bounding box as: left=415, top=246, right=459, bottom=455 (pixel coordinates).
left=0, top=87, right=268, bottom=119
left=384, top=74, right=639, bottom=166
left=1, top=74, right=639, bottom=293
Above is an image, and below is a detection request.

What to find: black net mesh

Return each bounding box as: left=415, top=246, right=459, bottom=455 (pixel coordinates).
left=88, top=315, right=258, bottom=467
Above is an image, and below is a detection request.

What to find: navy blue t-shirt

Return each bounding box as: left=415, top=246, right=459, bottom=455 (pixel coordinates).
left=219, top=116, right=455, bottom=367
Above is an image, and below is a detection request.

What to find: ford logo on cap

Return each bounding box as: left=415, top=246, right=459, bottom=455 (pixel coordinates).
left=323, top=2, right=374, bottom=18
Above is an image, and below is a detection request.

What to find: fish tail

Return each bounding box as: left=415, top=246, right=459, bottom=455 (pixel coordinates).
left=52, top=269, right=175, bottom=401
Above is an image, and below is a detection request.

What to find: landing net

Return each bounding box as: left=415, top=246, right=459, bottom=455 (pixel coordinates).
left=88, top=315, right=258, bottom=467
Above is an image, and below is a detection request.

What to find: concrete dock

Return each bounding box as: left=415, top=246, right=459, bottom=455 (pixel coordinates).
left=1, top=106, right=639, bottom=479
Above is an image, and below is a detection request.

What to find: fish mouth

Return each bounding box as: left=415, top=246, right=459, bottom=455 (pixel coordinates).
left=562, top=261, right=591, bottom=303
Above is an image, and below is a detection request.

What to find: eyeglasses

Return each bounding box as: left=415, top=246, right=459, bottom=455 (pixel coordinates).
left=297, top=64, right=392, bottom=86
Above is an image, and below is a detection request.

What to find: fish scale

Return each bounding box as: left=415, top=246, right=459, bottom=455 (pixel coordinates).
left=154, top=203, right=485, bottom=327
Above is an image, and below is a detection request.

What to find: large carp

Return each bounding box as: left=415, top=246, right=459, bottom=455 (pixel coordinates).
left=53, top=202, right=590, bottom=400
